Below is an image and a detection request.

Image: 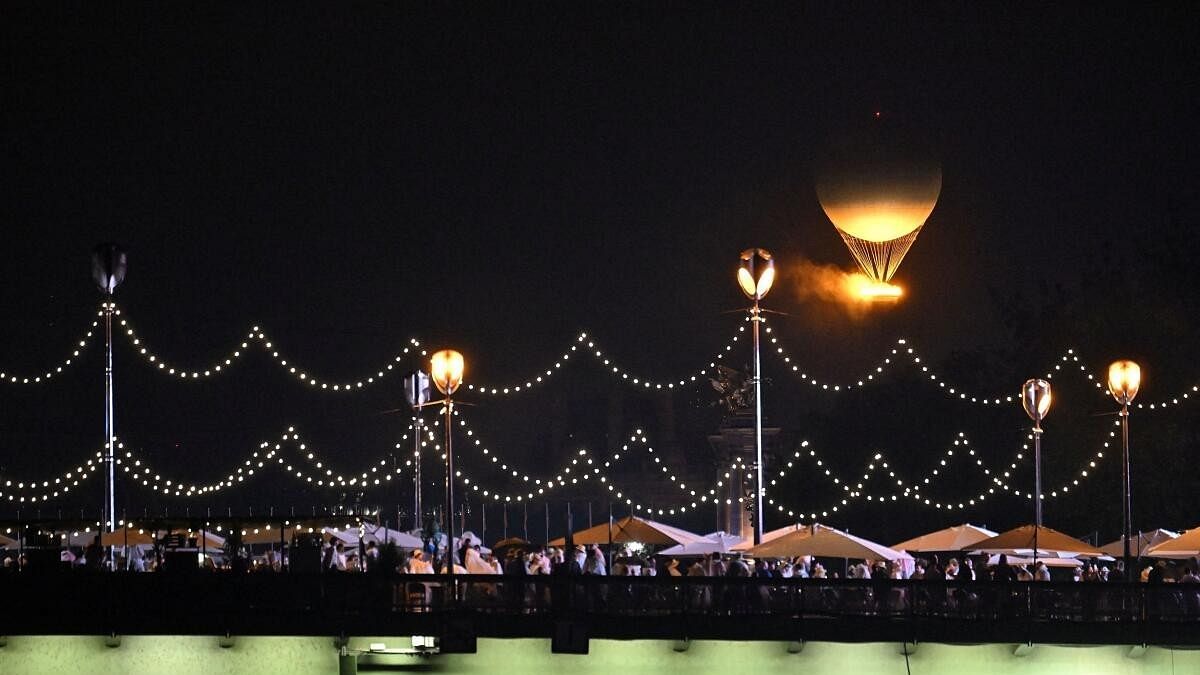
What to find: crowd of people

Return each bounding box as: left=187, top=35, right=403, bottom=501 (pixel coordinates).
left=6, top=536, right=1200, bottom=591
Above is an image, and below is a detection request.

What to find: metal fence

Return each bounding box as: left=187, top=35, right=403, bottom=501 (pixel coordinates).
left=2, top=573, right=1198, bottom=639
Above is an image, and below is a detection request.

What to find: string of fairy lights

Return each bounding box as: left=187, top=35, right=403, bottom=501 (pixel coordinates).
left=0, top=313, right=98, bottom=384
left=755, top=421, right=1119, bottom=520
left=115, top=427, right=406, bottom=497
left=0, top=405, right=1136, bottom=528
left=450, top=413, right=706, bottom=517
left=8, top=302, right=1200, bottom=412
left=465, top=324, right=747, bottom=394
left=0, top=302, right=1189, bottom=525
left=0, top=447, right=102, bottom=503
left=112, top=304, right=427, bottom=390
left=763, top=318, right=1095, bottom=406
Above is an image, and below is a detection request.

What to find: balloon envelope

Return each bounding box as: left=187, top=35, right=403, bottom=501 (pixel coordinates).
left=817, top=122, right=941, bottom=283
left=817, top=162, right=941, bottom=243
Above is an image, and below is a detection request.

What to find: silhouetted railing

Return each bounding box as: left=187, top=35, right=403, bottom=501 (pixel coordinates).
left=2, top=573, right=1198, bottom=642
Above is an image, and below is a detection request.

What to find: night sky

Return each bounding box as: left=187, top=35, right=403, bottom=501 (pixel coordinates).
left=1, top=4, right=1197, bottom=543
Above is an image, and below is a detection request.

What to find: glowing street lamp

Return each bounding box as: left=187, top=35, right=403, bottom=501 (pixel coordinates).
left=1108, top=360, right=1141, bottom=581
left=431, top=350, right=465, bottom=397
left=1021, top=378, right=1052, bottom=566
left=738, top=249, right=776, bottom=301
left=430, top=349, right=465, bottom=590
left=738, top=248, right=774, bottom=545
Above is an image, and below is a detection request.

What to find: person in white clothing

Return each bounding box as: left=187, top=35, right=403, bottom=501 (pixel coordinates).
left=851, top=561, right=870, bottom=579
left=1034, top=561, right=1051, bottom=581
left=406, top=550, right=434, bottom=574
left=464, top=546, right=495, bottom=574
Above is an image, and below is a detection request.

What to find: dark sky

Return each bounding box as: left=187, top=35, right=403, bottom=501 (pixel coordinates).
left=1, top=4, right=1197, bottom=540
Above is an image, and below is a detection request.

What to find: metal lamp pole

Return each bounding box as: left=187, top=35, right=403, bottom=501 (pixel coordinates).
left=750, top=298, right=764, bottom=544
left=430, top=350, right=465, bottom=601
left=443, top=398, right=454, bottom=578
left=1120, top=402, right=1132, bottom=577
left=413, top=415, right=423, bottom=531
left=1021, top=379, right=1051, bottom=571
left=1107, top=360, right=1141, bottom=581
left=104, top=296, right=116, bottom=534
left=738, top=249, right=775, bottom=546
left=92, top=244, right=127, bottom=570
left=404, top=370, right=431, bottom=532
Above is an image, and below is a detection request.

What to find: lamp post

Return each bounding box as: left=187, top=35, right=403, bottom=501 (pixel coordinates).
left=1108, top=360, right=1141, bottom=581
left=404, top=370, right=432, bottom=531
left=91, top=244, right=127, bottom=570
left=737, top=248, right=775, bottom=545
left=430, top=350, right=465, bottom=594
left=1021, top=378, right=1052, bottom=568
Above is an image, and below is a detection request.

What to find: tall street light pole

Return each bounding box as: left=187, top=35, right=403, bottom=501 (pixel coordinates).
left=404, top=370, right=432, bottom=531
left=430, top=350, right=465, bottom=600
left=737, top=249, right=775, bottom=546
left=91, top=244, right=127, bottom=569
left=1021, top=378, right=1052, bottom=570
left=1108, top=360, right=1141, bottom=581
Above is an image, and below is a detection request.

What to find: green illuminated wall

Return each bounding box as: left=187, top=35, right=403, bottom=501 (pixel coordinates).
left=0, top=636, right=334, bottom=675
left=2, top=637, right=1197, bottom=675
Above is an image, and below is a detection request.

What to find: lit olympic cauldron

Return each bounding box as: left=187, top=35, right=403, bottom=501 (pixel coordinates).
left=817, top=119, right=941, bottom=301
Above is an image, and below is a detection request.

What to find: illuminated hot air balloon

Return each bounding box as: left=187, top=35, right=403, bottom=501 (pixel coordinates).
left=817, top=122, right=941, bottom=300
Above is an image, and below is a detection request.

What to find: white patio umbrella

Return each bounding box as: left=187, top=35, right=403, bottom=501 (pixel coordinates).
left=657, top=531, right=743, bottom=557
left=892, top=524, right=998, bottom=553
left=1100, top=529, right=1179, bottom=557
left=322, top=527, right=362, bottom=547
left=365, top=525, right=423, bottom=549
left=987, top=554, right=1083, bottom=569
left=970, top=525, right=1104, bottom=559
left=730, top=523, right=807, bottom=552
left=547, top=516, right=705, bottom=548
left=747, top=523, right=912, bottom=562
left=1145, top=526, right=1200, bottom=559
